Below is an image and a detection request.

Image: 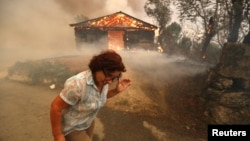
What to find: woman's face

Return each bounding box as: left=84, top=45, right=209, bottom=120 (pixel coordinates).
left=95, top=70, right=121, bottom=85
left=103, top=70, right=121, bottom=83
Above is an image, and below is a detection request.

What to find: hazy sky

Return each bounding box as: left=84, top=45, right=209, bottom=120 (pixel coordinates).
left=0, top=0, right=153, bottom=69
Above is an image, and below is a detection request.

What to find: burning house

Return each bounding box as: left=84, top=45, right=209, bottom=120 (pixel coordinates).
left=69, top=11, right=158, bottom=51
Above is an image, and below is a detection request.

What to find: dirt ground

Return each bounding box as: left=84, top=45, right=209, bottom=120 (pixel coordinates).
left=0, top=55, right=210, bottom=141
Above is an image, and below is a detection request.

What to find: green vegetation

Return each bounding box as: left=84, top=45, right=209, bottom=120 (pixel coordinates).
left=8, top=59, right=72, bottom=88
left=144, top=0, right=250, bottom=62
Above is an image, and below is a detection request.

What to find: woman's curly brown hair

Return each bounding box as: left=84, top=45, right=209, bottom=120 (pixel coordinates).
left=88, top=50, right=126, bottom=73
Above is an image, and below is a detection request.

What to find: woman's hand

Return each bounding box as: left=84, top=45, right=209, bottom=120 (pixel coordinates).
left=116, top=78, right=131, bottom=92
left=107, top=78, right=131, bottom=98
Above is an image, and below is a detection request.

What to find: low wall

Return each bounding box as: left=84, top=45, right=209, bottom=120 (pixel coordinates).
left=203, top=43, right=250, bottom=124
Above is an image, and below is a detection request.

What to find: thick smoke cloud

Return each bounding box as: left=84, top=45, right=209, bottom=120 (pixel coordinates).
left=0, top=0, right=151, bottom=70
left=54, top=0, right=149, bottom=20
left=0, top=0, right=209, bottom=77
left=0, top=0, right=77, bottom=69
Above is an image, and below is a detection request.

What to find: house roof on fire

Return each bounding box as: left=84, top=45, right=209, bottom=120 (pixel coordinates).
left=69, top=11, right=157, bottom=31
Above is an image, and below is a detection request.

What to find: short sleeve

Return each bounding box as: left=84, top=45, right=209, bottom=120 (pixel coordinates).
left=60, top=80, right=80, bottom=105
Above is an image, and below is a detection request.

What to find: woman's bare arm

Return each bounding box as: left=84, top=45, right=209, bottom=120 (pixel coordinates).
left=50, top=95, right=69, bottom=141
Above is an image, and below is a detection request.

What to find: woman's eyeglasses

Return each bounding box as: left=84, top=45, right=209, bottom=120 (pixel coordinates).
left=103, top=70, right=121, bottom=81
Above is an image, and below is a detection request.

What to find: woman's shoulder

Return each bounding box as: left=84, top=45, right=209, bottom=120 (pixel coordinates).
left=64, top=70, right=90, bottom=85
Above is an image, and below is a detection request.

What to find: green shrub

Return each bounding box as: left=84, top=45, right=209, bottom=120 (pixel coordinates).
left=8, top=59, right=72, bottom=87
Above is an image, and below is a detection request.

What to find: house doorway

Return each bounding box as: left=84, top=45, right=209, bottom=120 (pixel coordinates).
left=108, top=31, right=124, bottom=50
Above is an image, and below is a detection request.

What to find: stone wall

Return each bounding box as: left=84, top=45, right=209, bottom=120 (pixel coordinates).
left=203, top=43, right=250, bottom=124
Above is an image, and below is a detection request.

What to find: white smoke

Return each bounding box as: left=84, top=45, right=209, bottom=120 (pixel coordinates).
left=0, top=0, right=154, bottom=70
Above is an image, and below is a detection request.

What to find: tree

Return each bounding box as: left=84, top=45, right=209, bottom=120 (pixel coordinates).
left=144, top=0, right=249, bottom=60
left=175, top=0, right=227, bottom=58
left=227, top=0, right=245, bottom=42
left=242, top=0, right=250, bottom=44
left=178, top=36, right=192, bottom=56
left=144, top=0, right=171, bottom=33
left=157, top=22, right=182, bottom=54
left=144, top=0, right=180, bottom=54
left=176, top=0, right=250, bottom=52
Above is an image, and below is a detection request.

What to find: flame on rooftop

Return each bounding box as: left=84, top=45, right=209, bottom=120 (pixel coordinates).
left=71, top=12, right=157, bottom=31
